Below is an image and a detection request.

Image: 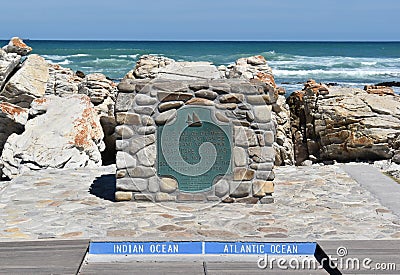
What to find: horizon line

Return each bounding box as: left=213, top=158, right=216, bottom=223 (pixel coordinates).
left=1, top=38, right=400, bottom=43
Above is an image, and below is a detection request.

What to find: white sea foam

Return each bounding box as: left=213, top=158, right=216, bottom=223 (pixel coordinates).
left=42, top=53, right=90, bottom=61
left=273, top=69, right=400, bottom=77
left=57, top=59, right=72, bottom=65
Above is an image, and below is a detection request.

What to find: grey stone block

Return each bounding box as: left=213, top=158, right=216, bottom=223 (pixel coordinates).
left=129, top=134, right=156, bottom=154
left=229, top=181, right=252, bottom=198
left=115, top=92, right=135, bottom=111
left=117, top=178, right=148, bottom=192
left=126, top=166, right=155, bottom=178
left=115, top=125, right=134, bottom=139
left=148, top=177, right=160, bottom=193
left=214, top=179, right=229, bottom=198
left=116, top=151, right=136, bottom=169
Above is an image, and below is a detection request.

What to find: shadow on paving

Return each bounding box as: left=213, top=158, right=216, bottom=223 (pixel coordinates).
left=90, top=174, right=116, bottom=202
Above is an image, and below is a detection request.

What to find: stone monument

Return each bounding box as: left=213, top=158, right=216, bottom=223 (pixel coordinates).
left=114, top=78, right=275, bottom=203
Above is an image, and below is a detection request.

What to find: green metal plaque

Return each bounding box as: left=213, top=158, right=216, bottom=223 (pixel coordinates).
left=157, top=107, right=232, bottom=192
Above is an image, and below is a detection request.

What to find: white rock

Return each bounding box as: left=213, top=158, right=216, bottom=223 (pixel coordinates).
left=1, top=94, right=104, bottom=178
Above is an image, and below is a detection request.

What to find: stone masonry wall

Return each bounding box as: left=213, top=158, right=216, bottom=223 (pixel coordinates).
left=115, top=79, right=275, bottom=203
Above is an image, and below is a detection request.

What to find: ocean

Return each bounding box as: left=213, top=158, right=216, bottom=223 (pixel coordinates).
left=2, top=41, right=400, bottom=94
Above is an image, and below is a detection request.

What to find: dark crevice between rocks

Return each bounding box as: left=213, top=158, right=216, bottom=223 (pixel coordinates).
left=0, top=62, right=22, bottom=92
left=90, top=174, right=116, bottom=202
left=100, top=116, right=117, bottom=165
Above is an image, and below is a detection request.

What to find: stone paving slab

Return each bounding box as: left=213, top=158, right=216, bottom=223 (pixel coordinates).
left=341, top=164, right=400, bottom=218
left=0, top=165, right=399, bottom=241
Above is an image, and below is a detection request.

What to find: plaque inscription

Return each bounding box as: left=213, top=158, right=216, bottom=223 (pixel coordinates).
left=157, top=107, right=232, bottom=192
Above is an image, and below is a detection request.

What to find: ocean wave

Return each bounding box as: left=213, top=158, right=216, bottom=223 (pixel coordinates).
left=273, top=69, right=400, bottom=78
left=81, top=58, right=135, bottom=64
left=57, top=59, right=72, bottom=65
left=42, top=53, right=90, bottom=61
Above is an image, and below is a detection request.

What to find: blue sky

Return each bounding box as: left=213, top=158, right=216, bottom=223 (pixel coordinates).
left=1, top=0, right=399, bottom=41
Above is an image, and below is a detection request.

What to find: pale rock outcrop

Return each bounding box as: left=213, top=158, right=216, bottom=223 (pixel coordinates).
left=0, top=54, right=49, bottom=108
left=156, top=61, right=221, bottom=80
left=1, top=94, right=104, bottom=178
left=225, top=55, right=276, bottom=88
left=364, top=85, right=395, bottom=96
left=78, top=73, right=117, bottom=116
left=125, top=55, right=175, bottom=79
left=0, top=49, right=21, bottom=91
left=288, top=80, right=400, bottom=164
left=2, top=37, right=32, bottom=56
left=46, top=64, right=82, bottom=96
left=125, top=55, right=221, bottom=80
left=78, top=73, right=117, bottom=164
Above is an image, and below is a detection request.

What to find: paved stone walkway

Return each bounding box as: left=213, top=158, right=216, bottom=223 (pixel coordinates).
left=0, top=165, right=399, bottom=241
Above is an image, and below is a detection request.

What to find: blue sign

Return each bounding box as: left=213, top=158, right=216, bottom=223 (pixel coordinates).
left=204, top=242, right=316, bottom=255
left=90, top=242, right=203, bottom=255
left=89, top=242, right=316, bottom=255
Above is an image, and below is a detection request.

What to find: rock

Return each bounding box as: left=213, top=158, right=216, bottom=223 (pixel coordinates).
left=230, top=181, right=252, bottom=198
left=78, top=73, right=117, bottom=115
left=130, top=55, right=175, bottom=79
left=115, top=191, right=132, bottom=201
left=115, top=125, right=134, bottom=139
left=248, top=146, right=275, bottom=163
left=148, top=177, right=160, bottom=192
left=364, top=85, right=395, bottom=96
left=116, top=151, right=137, bottom=169
left=156, top=62, right=221, bottom=80
left=247, top=55, right=267, bottom=66
left=0, top=102, right=28, bottom=125
left=214, top=179, right=229, bottom=197
left=234, top=126, right=258, bottom=147
left=185, top=97, right=214, bottom=106
left=253, top=105, right=272, bottom=123
left=219, top=93, right=244, bottom=104
left=0, top=102, right=28, bottom=157
left=46, top=64, right=82, bottom=96
left=1, top=54, right=49, bottom=108
left=136, top=126, right=156, bottom=135
left=155, top=109, right=177, bottom=125
left=233, top=147, right=247, bottom=167
left=233, top=168, right=255, bottom=181
left=137, top=144, right=156, bottom=166
left=157, top=91, right=193, bottom=102
left=0, top=49, right=21, bottom=90
left=375, top=81, right=400, bottom=87
left=116, top=112, right=141, bottom=125
left=1, top=95, right=104, bottom=178
left=160, top=177, right=178, bottom=193
left=158, top=101, right=184, bottom=112
left=189, top=82, right=209, bottom=91
left=252, top=181, right=274, bottom=197
left=135, top=94, right=157, bottom=106
left=129, top=134, right=156, bottom=154
left=288, top=84, right=400, bottom=164
left=194, top=89, right=218, bottom=100
left=115, top=92, right=135, bottom=112
left=75, top=71, right=85, bottom=78
left=127, top=166, right=155, bottom=178
left=2, top=37, right=32, bottom=56
left=117, top=178, right=148, bottom=191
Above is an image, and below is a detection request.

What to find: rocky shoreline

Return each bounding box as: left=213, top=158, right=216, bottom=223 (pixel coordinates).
left=1, top=37, right=400, bottom=181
